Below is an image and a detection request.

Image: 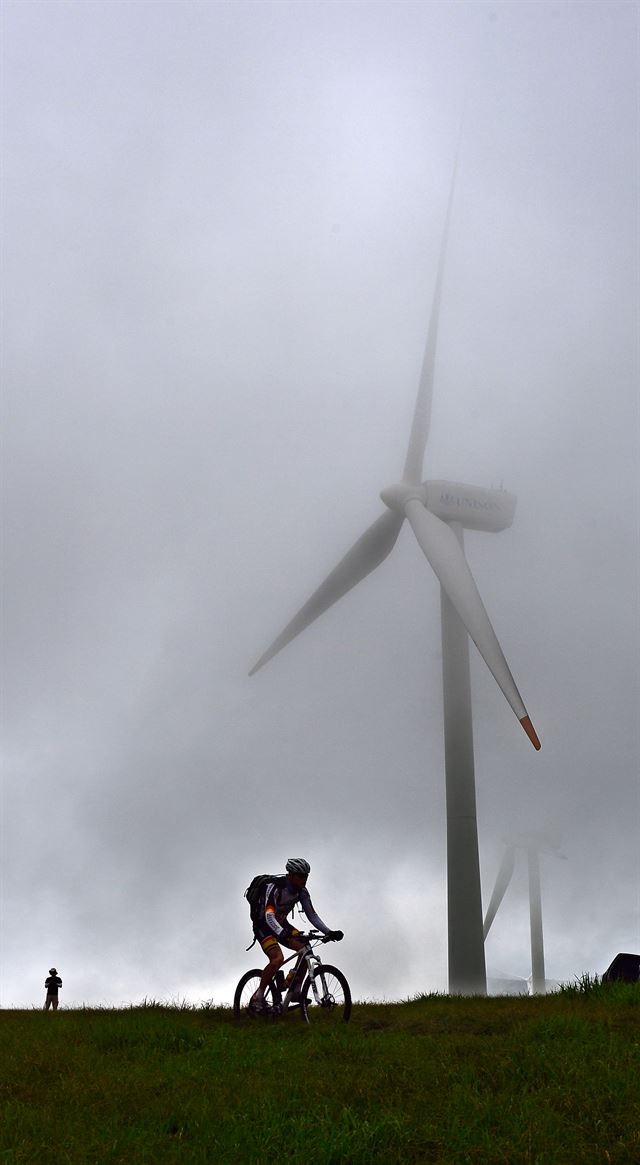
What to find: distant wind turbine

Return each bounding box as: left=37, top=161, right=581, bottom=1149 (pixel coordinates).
left=250, top=158, right=541, bottom=995
left=484, top=834, right=566, bottom=994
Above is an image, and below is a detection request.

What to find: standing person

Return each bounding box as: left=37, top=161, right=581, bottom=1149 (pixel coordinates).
left=44, top=968, right=62, bottom=1010
left=250, top=858, right=343, bottom=1015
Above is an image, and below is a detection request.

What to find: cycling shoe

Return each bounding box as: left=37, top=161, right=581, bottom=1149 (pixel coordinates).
left=248, top=998, right=273, bottom=1017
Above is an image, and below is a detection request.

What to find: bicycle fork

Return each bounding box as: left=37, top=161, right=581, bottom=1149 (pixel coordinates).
left=305, top=954, right=329, bottom=1006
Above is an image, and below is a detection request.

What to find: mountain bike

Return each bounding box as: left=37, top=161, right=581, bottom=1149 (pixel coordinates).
left=233, top=931, right=351, bottom=1023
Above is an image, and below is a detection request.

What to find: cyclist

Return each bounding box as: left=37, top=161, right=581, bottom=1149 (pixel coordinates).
left=249, top=857, right=343, bottom=1015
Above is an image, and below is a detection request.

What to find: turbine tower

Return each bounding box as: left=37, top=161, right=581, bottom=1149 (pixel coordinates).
left=484, top=834, right=566, bottom=994
left=250, top=163, right=541, bottom=995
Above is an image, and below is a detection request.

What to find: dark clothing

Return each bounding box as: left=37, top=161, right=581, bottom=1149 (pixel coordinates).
left=45, top=975, right=62, bottom=995
left=254, top=916, right=302, bottom=950
left=257, top=876, right=331, bottom=940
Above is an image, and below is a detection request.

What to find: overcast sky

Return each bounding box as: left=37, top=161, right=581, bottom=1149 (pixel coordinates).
left=2, top=0, right=638, bottom=1007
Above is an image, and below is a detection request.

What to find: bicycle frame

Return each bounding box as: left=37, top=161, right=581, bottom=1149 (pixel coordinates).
left=272, top=931, right=330, bottom=1013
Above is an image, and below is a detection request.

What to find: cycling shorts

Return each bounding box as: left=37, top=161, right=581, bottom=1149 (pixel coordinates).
left=255, top=923, right=302, bottom=955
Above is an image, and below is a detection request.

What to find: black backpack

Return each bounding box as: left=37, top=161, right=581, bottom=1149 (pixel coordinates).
left=243, top=876, right=285, bottom=918
left=244, top=873, right=287, bottom=946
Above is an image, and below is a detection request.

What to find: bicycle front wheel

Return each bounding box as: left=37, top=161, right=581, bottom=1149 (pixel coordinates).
left=300, top=964, right=351, bottom=1023
left=233, top=970, right=279, bottom=1018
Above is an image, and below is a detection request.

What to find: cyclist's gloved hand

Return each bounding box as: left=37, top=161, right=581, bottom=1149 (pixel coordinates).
left=328, top=930, right=344, bottom=941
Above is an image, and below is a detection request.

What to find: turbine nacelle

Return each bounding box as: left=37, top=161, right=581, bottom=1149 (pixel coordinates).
left=380, top=480, right=517, bottom=533
left=424, top=481, right=517, bottom=534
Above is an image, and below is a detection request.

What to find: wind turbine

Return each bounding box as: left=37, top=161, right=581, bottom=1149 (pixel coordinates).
left=250, top=163, right=541, bottom=995
left=483, top=834, right=566, bottom=994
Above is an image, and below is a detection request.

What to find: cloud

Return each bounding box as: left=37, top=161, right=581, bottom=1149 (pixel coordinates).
left=2, top=0, right=638, bottom=1007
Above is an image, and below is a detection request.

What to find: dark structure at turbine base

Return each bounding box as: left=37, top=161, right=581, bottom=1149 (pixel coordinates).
left=602, top=952, right=640, bottom=983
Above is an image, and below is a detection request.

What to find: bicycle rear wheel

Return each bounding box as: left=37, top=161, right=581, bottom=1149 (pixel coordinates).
left=300, top=964, right=351, bottom=1023
left=233, top=970, right=280, bottom=1018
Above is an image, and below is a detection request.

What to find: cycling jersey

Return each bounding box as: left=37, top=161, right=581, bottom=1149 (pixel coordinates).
left=258, top=876, right=331, bottom=940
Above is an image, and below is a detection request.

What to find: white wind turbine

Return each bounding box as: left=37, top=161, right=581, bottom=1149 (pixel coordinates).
left=250, top=164, right=541, bottom=995
left=484, top=834, right=566, bottom=994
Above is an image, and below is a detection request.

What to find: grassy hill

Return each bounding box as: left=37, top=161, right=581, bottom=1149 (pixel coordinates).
left=2, top=979, right=638, bottom=1164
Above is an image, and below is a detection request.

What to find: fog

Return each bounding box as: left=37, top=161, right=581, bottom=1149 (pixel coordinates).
left=2, top=0, right=638, bottom=1006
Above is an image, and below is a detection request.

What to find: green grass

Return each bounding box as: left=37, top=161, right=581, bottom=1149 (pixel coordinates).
left=1, top=980, right=639, bottom=1164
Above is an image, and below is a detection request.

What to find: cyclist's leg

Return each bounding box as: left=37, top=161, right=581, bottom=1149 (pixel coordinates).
left=252, top=930, right=305, bottom=1000
left=256, top=935, right=284, bottom=995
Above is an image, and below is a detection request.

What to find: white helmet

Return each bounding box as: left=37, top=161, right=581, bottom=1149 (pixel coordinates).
left=286, top=857, right=310, bottom=876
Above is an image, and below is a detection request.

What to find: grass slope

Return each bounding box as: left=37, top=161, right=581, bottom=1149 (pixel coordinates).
left=1, top=981, right=639, bottom=1164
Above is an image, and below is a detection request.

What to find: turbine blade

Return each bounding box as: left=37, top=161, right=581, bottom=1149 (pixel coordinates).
left=402, top=151, right=460, bottom=485
left=404, top=499, right=541, bottom=748
left=250, top=510, right=404, bottom=675
left=483, top=847, right=516, bottom=939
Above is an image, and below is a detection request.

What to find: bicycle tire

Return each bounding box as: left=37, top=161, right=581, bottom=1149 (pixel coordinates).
left=300, top=964, right=351, bottom=1023
left=233, top=970, right=279, bottom=1018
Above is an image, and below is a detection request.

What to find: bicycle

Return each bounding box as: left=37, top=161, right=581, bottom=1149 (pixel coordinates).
left=233, top=931, right=352, bottom=1023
